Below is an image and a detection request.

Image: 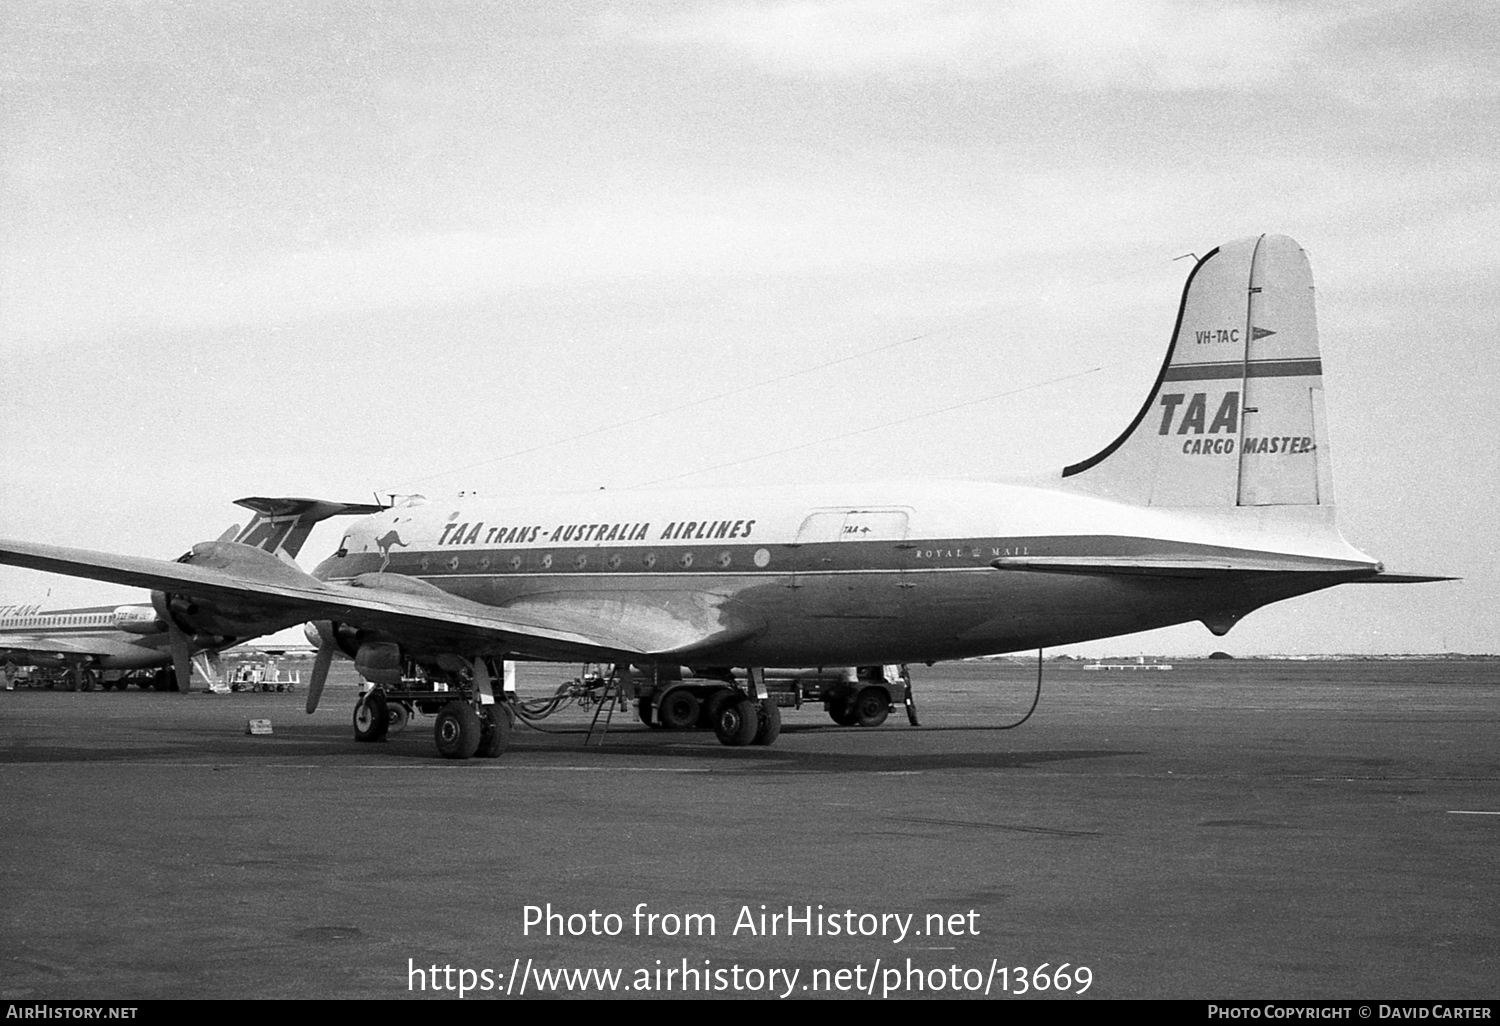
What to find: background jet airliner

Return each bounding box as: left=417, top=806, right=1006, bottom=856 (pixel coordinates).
left=1, top=498, right=381, bottom=691
left=0, top=235, right=1447, bottom=756
left=2, top=601, right=198, bottom=690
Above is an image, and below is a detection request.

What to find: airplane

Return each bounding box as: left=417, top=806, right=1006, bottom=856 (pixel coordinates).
left=2, top=600, right=195, bottom=690
left=0, top=234, right=1449, bottom=757
left=0, top=498, right=382, bottom=692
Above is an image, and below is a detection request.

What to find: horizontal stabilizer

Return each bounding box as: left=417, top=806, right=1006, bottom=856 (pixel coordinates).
left=233, top=497, right=387, bottom=520
left=1347, top=571, right=1460, bottom=584
left=990, top=553, right=1381, bottom=579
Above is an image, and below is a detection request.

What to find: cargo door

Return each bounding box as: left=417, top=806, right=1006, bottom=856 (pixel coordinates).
left=792, top=507, right=910, bottom=620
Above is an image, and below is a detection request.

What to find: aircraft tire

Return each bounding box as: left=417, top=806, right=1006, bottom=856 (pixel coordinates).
left=386, top=701, right=410, bottom=735
left=702, top=688, right=737, bottom=730
left=852, top=687, right=889, bottom=728
left=656, top=688, right=700, bottom=730
left=353, top=691, right=390, bottom=742
left=434, top=703, right=482, bottom=760
left=828, top=689, right=859, bottom=726
left=713, top=695, right=759, bottom=747
left=476, top=706, right=511, bottom=759
left=751, top=698, right=781, bottom=746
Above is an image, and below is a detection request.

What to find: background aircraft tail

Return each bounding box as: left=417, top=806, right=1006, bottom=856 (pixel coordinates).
left=1060, top=235, right=1334, bottom=508
left=223, top=497, right=387, bottom=562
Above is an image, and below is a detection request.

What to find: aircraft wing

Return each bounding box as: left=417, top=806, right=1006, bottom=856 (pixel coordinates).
left=0, top=538, right=749, bottom=661
left=989, top=553, right=1384, bottom=578
left=0, top=634, right=148, bottom=660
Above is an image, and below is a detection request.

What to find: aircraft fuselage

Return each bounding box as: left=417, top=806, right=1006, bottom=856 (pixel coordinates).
left=0, top=604, right=175, bottom=671
left=314, top=478, right=1378, bottom=666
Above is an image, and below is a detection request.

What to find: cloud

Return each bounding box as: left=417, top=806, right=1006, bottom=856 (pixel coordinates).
left=622, top=0, right=1333, bottom=90
left=2, top=188, right=969, bottom=341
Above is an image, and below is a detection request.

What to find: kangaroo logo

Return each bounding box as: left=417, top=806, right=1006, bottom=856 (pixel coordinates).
left=375, top=530, right=409, bottom=570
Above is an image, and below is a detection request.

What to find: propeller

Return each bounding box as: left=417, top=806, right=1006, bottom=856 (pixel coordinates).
left=166, top=619, right=193, bottom=695
left=305, top=637, right=335, bottom=714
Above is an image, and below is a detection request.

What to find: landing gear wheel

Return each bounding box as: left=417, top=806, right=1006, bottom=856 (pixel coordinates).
left=637, top=699, right=656, bottom=726
left=353, top=691, right=390, bottom=742
left=386, top=701, right=411, bottom=735
left=434, top=702, right=482, bottom=760
left=852, top=686, right=889, bottom=728
left=752, top=698, right=781, bottom=746
left=656, top=688, right=700, bottom=730
left=712, top=695, right=760, bottom=747
left=476, top=705, right=511, bottom=759
left=702, top=688, right=736, bottom=728
left=828, top=688, right=859, bottom=726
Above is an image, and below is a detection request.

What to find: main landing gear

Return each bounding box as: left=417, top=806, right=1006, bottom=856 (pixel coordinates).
left=704, top=691, right=779, bottom=747
left=503, top=664, right=777, bottom=748
left=432, top=701, right=511, bottom=759
left=543, top=664, right=779, bottom=748
left=348, top=655, right=514, bottom=761
left=641, top=667, right=783, bottom=747
left=353, top=688, right=511, bottom=760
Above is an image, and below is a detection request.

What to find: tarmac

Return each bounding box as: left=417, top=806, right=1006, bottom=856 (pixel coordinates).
left=1, top=658, right=1496, bottom=1000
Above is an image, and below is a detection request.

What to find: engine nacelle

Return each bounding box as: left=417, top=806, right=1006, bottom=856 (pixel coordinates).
left=114, top=604, right=167, bottom=636
left=150, top=591, right=233, bottom=646
left=305, top=619, right=367, bottom=659
left=354, top=642, right=403, bottom=687
left=305, top=620, right=407, bottom=686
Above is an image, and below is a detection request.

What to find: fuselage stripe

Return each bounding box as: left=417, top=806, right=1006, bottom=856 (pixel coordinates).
left=1163, top=359, right=1322, bottom=381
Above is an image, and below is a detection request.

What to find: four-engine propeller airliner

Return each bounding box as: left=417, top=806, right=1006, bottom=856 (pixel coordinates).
left=0, top=235, right=1447, bottom=756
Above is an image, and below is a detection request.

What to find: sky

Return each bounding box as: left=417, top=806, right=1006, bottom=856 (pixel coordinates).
left=2, top=1, right=1497, bottom=656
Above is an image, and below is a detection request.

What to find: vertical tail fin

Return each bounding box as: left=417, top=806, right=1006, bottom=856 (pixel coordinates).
left=229, top=498, right=387, bottom=561
left=1061, top=235, right=1332, bottom=507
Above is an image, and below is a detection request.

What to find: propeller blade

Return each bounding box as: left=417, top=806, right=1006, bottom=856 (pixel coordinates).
left=306, top=639, right=334, bottom=714
left=166, top=621, right=193, bottom=695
